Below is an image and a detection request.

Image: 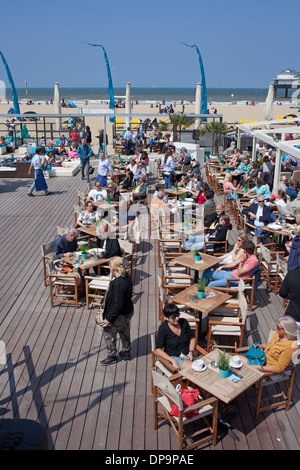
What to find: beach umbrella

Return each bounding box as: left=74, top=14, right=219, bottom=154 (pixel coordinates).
left=54, top=82, right=61, bottom=131
left=126, top=82, right=131, bottom=128
left=177, top=42, right=207, bottom=120
left=0, top=50, right=20, bottom=119
left=263, top=83, right=274, bottom=121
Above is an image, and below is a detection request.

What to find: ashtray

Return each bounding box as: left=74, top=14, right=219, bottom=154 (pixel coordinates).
left=211, top=361, right=219, bottom=368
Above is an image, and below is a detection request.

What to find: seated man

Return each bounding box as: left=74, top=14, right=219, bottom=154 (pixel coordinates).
left=204, top=203, right=225, bottom=231
left=242, top=195, right=273, bottom=243
left=202, top=239, right=258, bottom=288
left=54, top=227, right=78, bottom=259
left=182, top=214, right=232, bottom=253
left=87, top=181, right=107, bottom=202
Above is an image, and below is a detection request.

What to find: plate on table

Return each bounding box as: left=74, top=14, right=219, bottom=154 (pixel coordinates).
left=229, top=359, right=243, bottom=369
left=185, top=198, right=194, bottom=202
left=192, top=362, right=207, bottom=372
left=88, top=248, right=105, bottom=255
left=268, top=223, right=282, bottom=230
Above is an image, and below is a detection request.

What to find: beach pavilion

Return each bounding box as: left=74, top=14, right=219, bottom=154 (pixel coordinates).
left=237, top=117, right=300, bottom=191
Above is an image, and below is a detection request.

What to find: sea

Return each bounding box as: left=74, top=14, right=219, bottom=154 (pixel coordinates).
left=2, top=87, right=281, bottom=107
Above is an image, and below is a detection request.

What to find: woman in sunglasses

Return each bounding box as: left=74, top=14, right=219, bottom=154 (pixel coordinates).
left=155, top=303, right=196, bottom=371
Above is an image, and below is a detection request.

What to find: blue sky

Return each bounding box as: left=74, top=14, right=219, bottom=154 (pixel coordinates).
left=0, top=0, right=299, bottom=89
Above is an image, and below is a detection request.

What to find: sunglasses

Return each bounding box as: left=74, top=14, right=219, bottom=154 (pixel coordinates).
left=168, top=314, right=180, bottom=320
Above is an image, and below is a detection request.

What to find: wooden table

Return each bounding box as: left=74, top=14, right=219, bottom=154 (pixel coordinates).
left=174, top=251, right=221, bottom=273
left=171, top=284, right=232, bottom=316
left=179, top=348, right=263, bottom=404
left=61, top=253, right=110, bottom=276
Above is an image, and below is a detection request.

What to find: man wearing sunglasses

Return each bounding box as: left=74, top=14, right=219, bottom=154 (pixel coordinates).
left=242, top=196, right=273, bottom=243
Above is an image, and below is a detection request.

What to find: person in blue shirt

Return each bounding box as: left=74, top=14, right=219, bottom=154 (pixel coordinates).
left=245, top=177, right=272, bottom=200
left=286, top=180, right=298, bottom=201
left=77, top=139, right=93, bottom=181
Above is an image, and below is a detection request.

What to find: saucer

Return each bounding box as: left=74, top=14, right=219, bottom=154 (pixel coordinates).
left=192, top=363, right=207, bottom=372
left=229, top=359, right=243, bottom=369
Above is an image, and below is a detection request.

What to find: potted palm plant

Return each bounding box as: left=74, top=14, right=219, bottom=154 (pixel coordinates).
left=197, top=278, right=207, bottom=298
left=218, top=349, right=230, bottom=378
left=79, top=244, right=89, bottom=260
left=194, top=249, right=201, bottom=262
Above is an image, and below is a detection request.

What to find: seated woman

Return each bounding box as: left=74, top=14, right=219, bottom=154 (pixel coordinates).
left=119, top=170, right=134, bottom=190
left=245, top=177, right=271, bottom=201
left=133, top=173, right=148, bottom=200
left=182, top=214, right=232, bottom=253
left=196, top=182, right=214, bottom=204
left=75, top=200, right=100, bottom=232
left=127, top=158, right=138, bottom=175
left=178, top=175, right=193, bottom=190
left=223, top=173, right=237, bottom=195
left=216, top=232, right=248, bottom=271
left=155, top=303, right=196, bottom=371
left=202, top=239, right=258, bottom=288
left=236, top=161, right=259, bottom=191
left=106, top=182, right=120, bottom=202
left=237, top=316, right=298, bottom=374
left=68, top=143, right=79, bottom=159
left=274, top=189, right=288, bottom=213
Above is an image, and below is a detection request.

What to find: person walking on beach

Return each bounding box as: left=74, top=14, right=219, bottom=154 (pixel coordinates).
left=77, top=139, right=93, bottom=181
left=27, top=148, right=50, bottom=197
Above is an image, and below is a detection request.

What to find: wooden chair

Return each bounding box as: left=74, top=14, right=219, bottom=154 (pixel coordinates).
left=41, top=241, right=54, bottom=286
left=160, top=250, right=193, bottom=295
left=77, top=189, right=86, bottom=207
left=206, top=294, right=248, bottom=352
left=152, top=370, right=218, bottom=450
left=157, top=280, right=200, bottom=344
left=47, top=256, right=80, bottom=309
left=275, top=254, right=288, bottom=303
left=237, top=330, right=300, bottom=419
left=203, top=229, right=229, bottom=256
left=119, top=238, right=134, bottom=279
left=85, top=275, right=111, bottom=309
left=259, top=243, right=285, bottom=294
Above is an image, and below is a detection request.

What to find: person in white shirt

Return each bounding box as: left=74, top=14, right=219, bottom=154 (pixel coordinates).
left=27, top=148, right=50, bottom=197
left=124, top=127, right=133, bottom=156
left=87, top=181, right=107, bottom=202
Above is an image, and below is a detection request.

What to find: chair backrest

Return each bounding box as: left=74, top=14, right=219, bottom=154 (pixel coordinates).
left=238, top=278, right=245, bottom=294
left=119, top=238, right=134, bottom=254
left=238, top=293, right=248, bottom=324
left=260, top=243, right=271, bottom=264
left=56, top=226, right=65, bottom=237
left=41, top=241, right=54, bottom=257
left=152, top=369, right=183, bottom=410
left=45, top=252, right=57, bottom=277
left=276, top=253, right=287, bottom=275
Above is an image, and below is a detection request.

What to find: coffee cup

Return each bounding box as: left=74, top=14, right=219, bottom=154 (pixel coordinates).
left=193, top=359, right=204, bottom=370
left=231, top=355, right=241, bottom=367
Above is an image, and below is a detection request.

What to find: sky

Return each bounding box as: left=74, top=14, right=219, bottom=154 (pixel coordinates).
left=0, top=0, right=299, bottom=89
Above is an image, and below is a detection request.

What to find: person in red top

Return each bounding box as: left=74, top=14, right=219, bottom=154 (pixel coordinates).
left=202, top=239, right=258, bottom=287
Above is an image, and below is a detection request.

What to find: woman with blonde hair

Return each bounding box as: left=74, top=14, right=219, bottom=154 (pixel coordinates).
left=238, top=316, right=298, bottom=374
left=97, top=256, right=134, bottom=365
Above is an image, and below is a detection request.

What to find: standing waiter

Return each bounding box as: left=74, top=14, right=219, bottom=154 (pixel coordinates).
left=27, top=148, right=50, bottom=197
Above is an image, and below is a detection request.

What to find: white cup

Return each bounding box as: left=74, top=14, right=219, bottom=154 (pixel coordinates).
left=231, top=355, right=240, bottom=366
left=193, top=359, right=204, bottom=370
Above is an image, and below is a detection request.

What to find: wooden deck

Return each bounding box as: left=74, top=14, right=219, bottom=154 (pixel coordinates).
left=0, top=158, right=300, bottom=451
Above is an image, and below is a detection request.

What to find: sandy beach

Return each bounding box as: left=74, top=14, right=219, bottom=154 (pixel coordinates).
left=0, top=101, right=298, bottom=155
